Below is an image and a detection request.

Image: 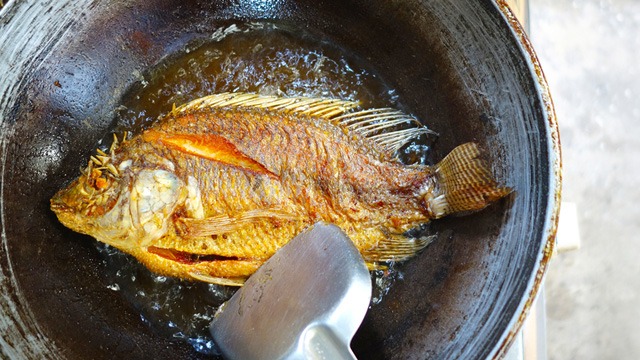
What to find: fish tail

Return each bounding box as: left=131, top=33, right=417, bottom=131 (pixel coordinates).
left=424, top=142, right=512, bottom=218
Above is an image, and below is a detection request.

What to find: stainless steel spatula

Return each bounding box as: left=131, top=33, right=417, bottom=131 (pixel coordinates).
left=210, top=222, right=372, bottom=360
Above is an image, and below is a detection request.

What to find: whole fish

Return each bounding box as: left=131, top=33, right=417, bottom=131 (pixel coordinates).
left=50, top=92, right=510, bottom=285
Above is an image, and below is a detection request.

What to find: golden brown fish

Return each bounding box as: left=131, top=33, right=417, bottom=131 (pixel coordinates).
left=50, top=92, right=510, bottom=285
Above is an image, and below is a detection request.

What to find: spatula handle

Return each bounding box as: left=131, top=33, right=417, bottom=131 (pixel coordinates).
left=303, top=325, right=358, bottom=360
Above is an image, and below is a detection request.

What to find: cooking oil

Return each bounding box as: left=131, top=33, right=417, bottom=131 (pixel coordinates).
left=97, top=21, right=433, bottom=355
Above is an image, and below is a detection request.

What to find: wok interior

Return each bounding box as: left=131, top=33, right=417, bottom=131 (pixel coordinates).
left=1, top=0, right=549, bottom=359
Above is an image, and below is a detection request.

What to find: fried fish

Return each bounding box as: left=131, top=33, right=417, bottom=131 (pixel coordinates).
left=50, top=92, right=510, bottom=285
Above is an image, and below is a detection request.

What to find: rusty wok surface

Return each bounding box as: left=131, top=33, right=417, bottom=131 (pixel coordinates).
left=0, top=0, right=560, bottom=359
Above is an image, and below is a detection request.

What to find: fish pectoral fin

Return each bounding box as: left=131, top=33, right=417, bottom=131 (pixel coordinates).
left=143, top=130, right=276, bottom=177
left=361, top=234, right=435, bottom=262
left=177, top=209, right=299, bottom=238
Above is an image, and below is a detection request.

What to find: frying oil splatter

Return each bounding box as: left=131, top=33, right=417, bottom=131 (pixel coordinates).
left=98, top=22, right=433, bottom=354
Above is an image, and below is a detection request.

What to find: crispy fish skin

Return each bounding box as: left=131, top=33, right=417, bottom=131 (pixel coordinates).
left=50, top=93, right=511, bottom=285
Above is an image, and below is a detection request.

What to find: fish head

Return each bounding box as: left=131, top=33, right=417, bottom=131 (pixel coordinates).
left=51, top=160, right=185, bottom=249
left=50, top=164, right=131, bottom=243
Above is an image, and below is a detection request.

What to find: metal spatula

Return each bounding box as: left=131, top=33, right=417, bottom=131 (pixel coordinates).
left=210, top=222, right=372, bottom=360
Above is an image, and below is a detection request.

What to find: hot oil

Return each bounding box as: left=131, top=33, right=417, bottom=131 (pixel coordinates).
left=97, top=22, right=434, bottom=355
left=112, top=22, right=404, bottom=132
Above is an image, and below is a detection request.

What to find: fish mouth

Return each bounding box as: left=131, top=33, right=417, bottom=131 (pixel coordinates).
left=50, top=188, right=75, bottom=212
left=50, top=197, right=87, bottom=233
left=147, top=246, right=242, bottom=265
left=50, top=198, right=68, bottom=213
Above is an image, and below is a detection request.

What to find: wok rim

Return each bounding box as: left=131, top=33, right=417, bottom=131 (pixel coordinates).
left=489, top=1, right=561, bottom=358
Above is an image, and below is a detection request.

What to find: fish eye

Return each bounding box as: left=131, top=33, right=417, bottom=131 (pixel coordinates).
left=94, top=177, right=109, bottom=190
left=81, top=148, right=122, bottom=194
left=89, top=172, right=112, bottom=191
left=81, top=168, right=114, bottom=194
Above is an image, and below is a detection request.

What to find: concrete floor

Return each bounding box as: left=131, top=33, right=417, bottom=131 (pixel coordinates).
left=529, top=0, right=640, bottom=359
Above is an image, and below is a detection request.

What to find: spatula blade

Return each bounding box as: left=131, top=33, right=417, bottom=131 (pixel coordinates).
left=210, top=222, right=372, bottom=360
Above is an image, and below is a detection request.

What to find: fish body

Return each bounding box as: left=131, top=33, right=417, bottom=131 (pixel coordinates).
left=51, top=93, right=510, bottom=285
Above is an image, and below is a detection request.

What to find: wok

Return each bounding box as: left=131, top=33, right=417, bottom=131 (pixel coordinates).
left=0, top=0, right=561, bottom=359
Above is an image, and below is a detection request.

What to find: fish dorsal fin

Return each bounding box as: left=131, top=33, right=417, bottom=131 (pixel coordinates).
left=174, top=92, right=435, bottom=157
left=334, top=108, right=436, bottom=156
left=173, top=92, right=360, bottom=119
left=143, top=129, right=276, bottom=177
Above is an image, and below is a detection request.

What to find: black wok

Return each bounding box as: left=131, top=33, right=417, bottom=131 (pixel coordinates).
left=0, top=0, right=560, bottom=359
